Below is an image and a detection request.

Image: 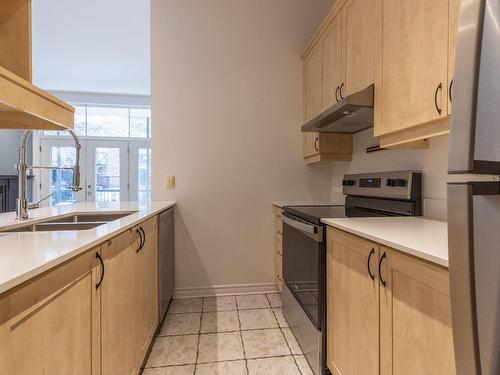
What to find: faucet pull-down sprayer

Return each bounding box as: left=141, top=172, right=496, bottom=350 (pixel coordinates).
left=16, top=129, right=82, bottom=220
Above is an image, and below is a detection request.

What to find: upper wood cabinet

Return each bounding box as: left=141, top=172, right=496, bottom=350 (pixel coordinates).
left=0, top=247, right=101, bottom=375
left=302, top=0, right=378, bottom=164
left=0, top=0, right=74, bottom=130
left=448, top=0, right=460, bottom=115
left=342, top=0, right=378, bottom=97
left=322, top=13, right=343, bottom=109
left=305, top=41, right=324, bottom=122
left=327, top=227, right=456, bottom=375
left=374, top=0, right=460, bottom=147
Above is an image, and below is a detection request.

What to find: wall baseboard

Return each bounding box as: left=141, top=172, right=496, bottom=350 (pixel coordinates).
left=173, top=282, right=279, bottom=299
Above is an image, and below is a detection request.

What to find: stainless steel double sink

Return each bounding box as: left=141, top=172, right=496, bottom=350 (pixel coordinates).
left=1, top=212, right=138, bottom=233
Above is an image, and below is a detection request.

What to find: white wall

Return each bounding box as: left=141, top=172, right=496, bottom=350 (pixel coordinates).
left=32, top=0, right=150, bottom=95
left=151, top=0, right=334, bottom=294
left=330, top=130, right=450, bottom=219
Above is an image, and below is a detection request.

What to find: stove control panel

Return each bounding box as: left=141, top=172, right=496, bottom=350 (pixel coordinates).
left=342, top=171, right=421, bottom=200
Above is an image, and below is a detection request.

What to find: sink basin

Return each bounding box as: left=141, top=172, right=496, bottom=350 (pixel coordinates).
left=44, top=211, right=137, bottom=224
left=0, top=211, right=138, bottom=232
left=1, top=222, right=106, bottom=232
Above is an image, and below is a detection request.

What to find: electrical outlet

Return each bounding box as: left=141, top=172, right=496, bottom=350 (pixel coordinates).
left=165, top=176, right=175, bottom=190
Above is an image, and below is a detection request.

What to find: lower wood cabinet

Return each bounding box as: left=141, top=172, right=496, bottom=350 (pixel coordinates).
left=327, top=227, right=456, bottom=375
left=327, top=228, right=379, bottom=375
left=0, top=247, right=101, bottom=375
left=102, top=216, right=159, bottom=375
left=0, top=214, right=160, bottom=375
left=380, top=246, right=456, bottom=375
left=273, top=206, right=283, bottom=290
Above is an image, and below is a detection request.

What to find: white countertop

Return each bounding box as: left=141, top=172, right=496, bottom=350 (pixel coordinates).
left=0, top=201, right=175, bottom=295
left=272, top=201, right=339, bottom=208
left=322, top=217, right=449, bottom=267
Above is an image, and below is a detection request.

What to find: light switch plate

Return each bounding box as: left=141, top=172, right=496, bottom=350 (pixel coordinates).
left=165, top=175, right=175, bottom=190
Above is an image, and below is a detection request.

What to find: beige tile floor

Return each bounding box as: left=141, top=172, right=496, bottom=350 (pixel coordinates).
left=143, top=293, right=314, bottom=375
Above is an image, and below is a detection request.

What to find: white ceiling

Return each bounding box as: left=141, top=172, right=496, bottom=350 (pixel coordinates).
left=32, top=0, right=150, bottom=95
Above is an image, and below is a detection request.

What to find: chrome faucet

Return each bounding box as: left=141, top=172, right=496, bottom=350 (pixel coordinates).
left=17, top=129, right=82, bottom=220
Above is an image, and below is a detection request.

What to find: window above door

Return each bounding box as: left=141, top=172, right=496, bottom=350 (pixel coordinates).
left=43, top=105, right=151, bottom=139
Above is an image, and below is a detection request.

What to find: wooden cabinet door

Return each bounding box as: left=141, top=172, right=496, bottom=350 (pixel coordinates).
left=303, top=132, right=320, bottom=158
left=376, top=0, right=449, bottom=136
left=135, top=217, right=159, bottom=367
left=342, top=0, right=377, bottom=96
left=0, top=248, right=100, bottom=375
left=379, top=248, right=456, bottom=375
left=448, top=0, right=460, bottom=115
left=304, top=41, right=323, bottom=122
left=322, top=12, right=343, bottom=108
left=327, top=228, right=380, bottom=375
left=303, top=41, right=323, bottom=159
left=101, top=230, right=140, bottom=375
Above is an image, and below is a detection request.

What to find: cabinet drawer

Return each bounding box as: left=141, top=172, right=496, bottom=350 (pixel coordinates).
left=274, top=208, right=283, bottom=236
left=274, top=235, right=283, bottom=256
left=275, top=253, right=283, bottom=291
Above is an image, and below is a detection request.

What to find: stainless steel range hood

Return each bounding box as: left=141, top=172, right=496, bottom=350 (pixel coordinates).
left=301, top=85, right=374, bottom=133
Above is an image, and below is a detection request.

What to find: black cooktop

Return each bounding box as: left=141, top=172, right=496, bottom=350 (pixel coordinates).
left=283, top=205, right=347, bottom=225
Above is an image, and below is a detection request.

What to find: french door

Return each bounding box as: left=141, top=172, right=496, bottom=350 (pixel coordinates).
left=85, top=140, right=128, bottom=202
left=40, top=139, right=150, bottom=205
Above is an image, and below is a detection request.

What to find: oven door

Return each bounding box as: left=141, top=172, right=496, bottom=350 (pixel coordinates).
left=282, top=212, right=324, bottom=330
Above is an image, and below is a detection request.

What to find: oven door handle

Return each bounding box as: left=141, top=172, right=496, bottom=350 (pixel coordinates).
left=282, top=214, right=323, bottom=242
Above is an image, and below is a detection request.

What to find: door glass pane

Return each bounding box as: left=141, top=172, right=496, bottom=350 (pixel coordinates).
left=87, top=106, right=129, bottom=137
left=130, top=108, right=151, bottom=138
left=138, top=148, right=151, bottom=202
left=95, top=148, right=121, bottom=202
left=50, top=146, right=77, bottom=206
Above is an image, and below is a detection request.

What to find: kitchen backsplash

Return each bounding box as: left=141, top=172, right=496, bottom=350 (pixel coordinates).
left=331, top=129, right=449, bottom=220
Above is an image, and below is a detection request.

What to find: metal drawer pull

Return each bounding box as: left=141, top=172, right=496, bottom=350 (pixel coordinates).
left=449, top=79, right=453, bottom=103
left=367, top=248, right=375, bottom=280
left=434, top=83, right=443, bottom=114
left=314, top=137, right=319, bottom=152
left=339, top=83, right=344, bottom=99
left=136, top=227, right=144, bottom=252
left=96, top=252, right=104, bottom=289
left=379, top=252, right=387, bottom=287
left=335, top=86, right=340, bottom=102
left=140, top=227, right=146, bottom=248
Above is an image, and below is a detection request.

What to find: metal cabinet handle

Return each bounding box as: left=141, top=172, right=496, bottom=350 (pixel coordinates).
left=140, top=227, right=146, bottom=248
left=314, top=137, right=319, bottom=152
left=367, top=248, right=375, bottom=280
left=335, top=86, right=340, bottom=102
left=136, top=228, right=144, bottom=253
left=449, top=79, right=454, bottom=103
left=96, top=252, right=104, bottom=289
left=339, top=83, right=344, bottom=99
left=434, top=83, right=443, bottom=115
left=378, top=252, right=387, bottom=287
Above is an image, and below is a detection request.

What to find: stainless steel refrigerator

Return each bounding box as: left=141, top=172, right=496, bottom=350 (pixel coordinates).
left=447, top=1, right=500, bottom=374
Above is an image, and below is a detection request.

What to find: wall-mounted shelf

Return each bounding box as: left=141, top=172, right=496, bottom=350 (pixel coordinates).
left=0, top=66, right=74, bottom=130
left=0, top=0, right=74, bottom=130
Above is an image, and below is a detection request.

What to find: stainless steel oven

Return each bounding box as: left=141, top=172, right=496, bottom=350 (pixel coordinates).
left=281, top=170, right=422, bottom=375
left=282, top=212, right=326, bottom=375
